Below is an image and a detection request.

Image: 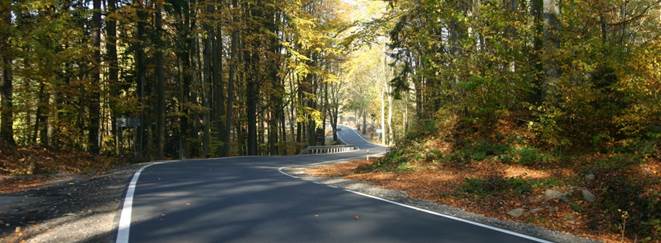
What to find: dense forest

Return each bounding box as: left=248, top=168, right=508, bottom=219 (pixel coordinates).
left=0, top=0, right=362, bottom=161
left=0, top=0, right=660, bottom=241
left=385, top=0, right=660, bottom=152
left=371, top=0, right=660, bottom=241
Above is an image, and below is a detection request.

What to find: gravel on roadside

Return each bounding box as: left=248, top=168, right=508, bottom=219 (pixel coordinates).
left=0, top=164, right=143, bottom=243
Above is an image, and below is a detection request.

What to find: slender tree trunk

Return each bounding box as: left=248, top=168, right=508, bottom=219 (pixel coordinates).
left=267, top=8, right=281, bottom=155
left=106, top=0, right=119, bottom=154
left=362, top=109, right=367, bottom=135
left=380, top=79, right=386, bottom=144
left=212, top=2, right=226, bottom=157
left=403, top=89, right=408, bottom=135
left=224, top=0, right=239, bottom=156
left=387, top=81, right=393, bottom=145
left=154, top=1, right=166, bottom=159
left=0, top=0, right=14, bottom=145
left=531, top=0, right=544, bottom=104
left=35, top=81, right=49, bottom=146
left=135, top=0, right=147, bottom=159
left=245, top=1, right=259, bottom=155
left=246, top=51, right=258, bottom=155
left=88, top=0, right=102, bottom=153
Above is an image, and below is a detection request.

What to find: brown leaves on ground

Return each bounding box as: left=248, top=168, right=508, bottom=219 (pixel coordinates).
left=0, top=141, right=124, bottom=193
left=306, top=159, right=660, bottom=243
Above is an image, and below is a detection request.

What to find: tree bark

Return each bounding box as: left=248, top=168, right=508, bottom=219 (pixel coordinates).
left=224, top=0, right=239, bottom=156
left=106, top=0, right=119, bottom=154
left=88, top=0, right=102, bottom=153
left=0, top=0, right=14, bottom=145
left=154, top=1, right=166, bottom=159
left=211, top=1, right=226, bottom=157
left=135, top=0, right=148, bottom=159
left=246, top=51, right=258, bottom=155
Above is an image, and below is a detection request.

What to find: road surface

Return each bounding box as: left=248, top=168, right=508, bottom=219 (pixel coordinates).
left=118, top=126, right=546, bottom=243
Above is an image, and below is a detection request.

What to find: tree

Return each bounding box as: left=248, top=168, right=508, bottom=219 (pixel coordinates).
left=88, top=0, right=102, bottom=153
left=0, top=0, right=14, bottom=145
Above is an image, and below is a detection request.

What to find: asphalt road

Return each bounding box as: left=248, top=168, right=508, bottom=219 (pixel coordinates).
left=121, top=126, right=544, bottom=243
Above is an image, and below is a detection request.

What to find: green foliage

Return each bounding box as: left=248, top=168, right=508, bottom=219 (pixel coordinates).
left=495, top=145, right=557, bottom=165
left=461, top=176, right=533, bottom=197
left=594, top=173, right=660, bottom=240
left=440, top=149, right=472, bottom=165
left=423, top=149, right=443, bottom=162
left=437, top=141, right=510, bottom=164
left=583, top=154, right=641, bottom=175
left=368, top=148, right=409, bottom=171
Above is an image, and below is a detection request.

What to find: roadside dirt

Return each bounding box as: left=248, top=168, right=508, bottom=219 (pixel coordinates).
left=0, top=165, right=140, bottom=243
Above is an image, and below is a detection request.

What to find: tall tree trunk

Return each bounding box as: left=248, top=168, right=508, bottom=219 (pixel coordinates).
left=531, top=0, right=544, bottom=104
left=267, top=8, right=281, bottom=155
left=211, top=1, right=226, bottom=157
left=223, top=0, right=239, bottom=156
left=362, top=109, right=367, bottom=135
left=387, top=81, right=393, bottom=145
left=246, top=50, right=258, bottom=155
left=88, top=0, right=102, bottom=153
left=35, top=81, right=49, bottom=146
left=153, top=1, right=166, bottom=159
left=135, top=0, right=147, bottom=159
left=380, top=78, right=386, bottom=144
left=106, top=0, right=119, bottom=154
left=245, top=1, right=259, bottom=155
left=0, top=0, right=14, bottom=145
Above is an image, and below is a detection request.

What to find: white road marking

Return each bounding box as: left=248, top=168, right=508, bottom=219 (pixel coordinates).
left=118, top=128, right=381, bottom=243
left=278, top=159, right=553, bottom=243
left=345, top=189, right=553, bottom=243
left=116, top=162, right=164, bottom=243
left=116, top=157, right=240, bottom=243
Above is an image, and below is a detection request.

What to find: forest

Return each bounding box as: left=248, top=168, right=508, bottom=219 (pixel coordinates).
left=0, top=0, right=659, bottom=240
left=0, top=0, right=365, bottom=163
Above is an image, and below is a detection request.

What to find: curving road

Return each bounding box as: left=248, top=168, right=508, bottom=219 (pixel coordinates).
left=117, top=126, right=546, bottom=243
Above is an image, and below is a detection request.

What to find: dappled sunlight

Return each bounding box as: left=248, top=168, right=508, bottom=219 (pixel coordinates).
left=1, top=0, right=658, bottom=241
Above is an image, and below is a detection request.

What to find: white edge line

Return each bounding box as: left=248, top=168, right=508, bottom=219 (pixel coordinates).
left=345, top=190, right=553, bottom=243
left=116, top=157, right=233, bottom=243
left=278, top=163, right=553, bottom=243
left=116, top=163, right=155, bottom=243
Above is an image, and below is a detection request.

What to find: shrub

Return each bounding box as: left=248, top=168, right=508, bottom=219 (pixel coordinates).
left=424, top=149, right=443, bottom=162
left=441, top=150, right=472, bottom=165
left=593, top=173, right=660, bottom=241
left=503, top=146, right=555, bottom=165
left=461, top=175, right=532, bottom=196
left=439, top=141, right=509, bottom=164
left=368, top=148, right=413, bottom=172
left=585, top=154, right=640, bottom=175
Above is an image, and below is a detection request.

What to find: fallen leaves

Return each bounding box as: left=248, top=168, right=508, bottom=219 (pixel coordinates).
left=1, top=142, right=123, bottom=177
left=306, top=159, right=641, bottom=243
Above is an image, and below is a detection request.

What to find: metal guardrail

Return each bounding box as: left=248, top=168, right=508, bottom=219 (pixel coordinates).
left=299, top=144, right=358, bottom=154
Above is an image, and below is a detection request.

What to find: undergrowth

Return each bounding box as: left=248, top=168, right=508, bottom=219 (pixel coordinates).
left=365, top=110, right=660, bottom=241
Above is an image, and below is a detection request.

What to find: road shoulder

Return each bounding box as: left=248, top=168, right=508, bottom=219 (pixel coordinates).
left=282, top=162, right=596, bottom=243
left=0, top=164, right=143, bottom=243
